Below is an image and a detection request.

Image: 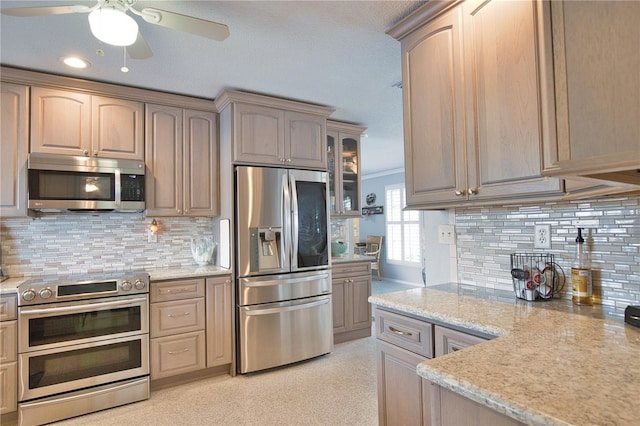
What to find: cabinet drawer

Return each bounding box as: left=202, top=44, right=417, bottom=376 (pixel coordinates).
left=434, top=325, right=488, bottom=357
left=150, top=278, right=205, bottom=302
left=150, top=331, right=206, bottom=380
left=0, top=320, right=17, bottom=363
left=0, top=295, right=17, bottom=321
left=376, top=309, right=434, bottom=358
left=150, top=298, right=205, bottom=338
left=332, top=262, right=371, bottom=278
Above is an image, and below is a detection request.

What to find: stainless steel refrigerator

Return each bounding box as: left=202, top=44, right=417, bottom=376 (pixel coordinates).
left=235, top=166, right=332, bottom=374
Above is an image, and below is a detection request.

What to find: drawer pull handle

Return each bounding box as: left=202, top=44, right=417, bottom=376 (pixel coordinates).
left=167, top=348, right=190, bottom=355
left=451, top=346, right=461, bottom=352
left=163, top=288, right=193, bottom=294
left=389, top=326, right=412, bottom=336
left=167, top=312, right=191, bottom=318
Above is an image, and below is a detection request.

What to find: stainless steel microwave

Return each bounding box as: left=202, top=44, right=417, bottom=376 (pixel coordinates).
left=27, top=153, right=145, bottom=212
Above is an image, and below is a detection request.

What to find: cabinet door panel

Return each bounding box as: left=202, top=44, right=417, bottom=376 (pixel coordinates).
left=285, top=111, right=326, bottom=169
left=0, top=83, right=28, bottom=217
left=402, top=8, right=466, bottom=206
left=145, top=104, right=183, bottom=216
left=331, top=279, right=347, bottom=333
left=184, top=109, right=218, bottom=216
left=233, top=103, right=284, bottom=165
left=350, top=276, right=371, bottom=331
left=92, top=96, right=143, bottom=160
left=376, top=340, right=427, bottom=426
left=206, top=276, right=232, bottom=367
left=31, top=87, right=91, bottom=155
left=551, top=1, right=640, bottom=173
left=464, top=0, right=561, bottom=198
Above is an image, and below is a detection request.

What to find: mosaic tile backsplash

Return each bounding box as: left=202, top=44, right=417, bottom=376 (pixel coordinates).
left=0, top=213, right=216, bottom=277
left=454, top=195, right=639, bottom=317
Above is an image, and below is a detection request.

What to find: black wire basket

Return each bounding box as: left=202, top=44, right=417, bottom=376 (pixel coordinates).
left=510, top=253, right=565, bottom=301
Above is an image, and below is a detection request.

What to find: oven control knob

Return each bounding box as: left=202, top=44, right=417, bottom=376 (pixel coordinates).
left=22, top=289, right=36, bottom=301
left=120, top=280, right=132, bottom=291
left=39, top=287, right=53, bottom=299
left=134, top=279, right=146, bottom=290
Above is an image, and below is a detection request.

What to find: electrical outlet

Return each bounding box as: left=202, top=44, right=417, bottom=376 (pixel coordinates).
left=534, top=224, right=551, bottom=249
left=438, top=225, right=455, bottom=244
left=147, top=230, right=157, bottom=243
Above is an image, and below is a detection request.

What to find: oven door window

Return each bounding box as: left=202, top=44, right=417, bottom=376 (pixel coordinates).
left=28, top=339, right=142, bottom=389
left=28, top=306, right=141, bottom=348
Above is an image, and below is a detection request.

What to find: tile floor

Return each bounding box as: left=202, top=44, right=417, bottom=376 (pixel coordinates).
left=53, top=277, right=418, bottom=425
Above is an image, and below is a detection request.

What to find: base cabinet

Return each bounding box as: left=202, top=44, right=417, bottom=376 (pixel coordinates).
left=375, top=307, right=500, bottom=426
left=377, top=340, right=429, bottom=426
left=332, top=262, right=372, bottom=344
left=0, top=295, right=17, bottom=415
left=205, top=276, right=232, bottom=367
left=150, top=278, right=206, bottom=380
left=425, top=382, right=524, bottom=426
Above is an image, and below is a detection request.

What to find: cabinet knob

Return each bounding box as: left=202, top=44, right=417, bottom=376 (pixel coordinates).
left=184, top=210, right=189, bottom=214
left=83, top=150, right=89, bottom=156
left=455, top=190, right=465, bottom=197
left=93, top=150, right=98, bottom=156
left=467, top=188, right=478, bottom=195
left=177, top=209, right=182, bottom=214
left=286, top=158, right=292, bottom=162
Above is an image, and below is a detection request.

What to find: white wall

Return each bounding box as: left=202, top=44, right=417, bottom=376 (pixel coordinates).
left=360, top=171, right=454, bottom=285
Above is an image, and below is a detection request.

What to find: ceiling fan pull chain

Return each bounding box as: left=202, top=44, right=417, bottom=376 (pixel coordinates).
left=121, top=46, right=129, bottom=73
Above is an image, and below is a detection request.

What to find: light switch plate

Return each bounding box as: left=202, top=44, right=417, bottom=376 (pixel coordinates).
left=534, top=224, right=551, bottom=249
left=438, top=224, right=455, bottom=244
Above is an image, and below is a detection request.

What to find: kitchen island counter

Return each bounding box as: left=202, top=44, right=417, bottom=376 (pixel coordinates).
left=369, top=285, right=640, bottom=425
left=331, top=254, right=374, bottom=264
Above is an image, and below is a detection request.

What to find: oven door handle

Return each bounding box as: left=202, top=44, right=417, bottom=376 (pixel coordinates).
left=19, top=297, right=148, bottom=315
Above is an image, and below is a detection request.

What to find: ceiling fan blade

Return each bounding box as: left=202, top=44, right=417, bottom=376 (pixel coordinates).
left=1, top=4, right=92, bottom=17
left=127, top=32, right=153, bottom=60
left=140, top=7, right=230, bottom=41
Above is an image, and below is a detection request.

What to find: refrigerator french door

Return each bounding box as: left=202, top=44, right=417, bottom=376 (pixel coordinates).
left=235, top=166, right=332, bottom=373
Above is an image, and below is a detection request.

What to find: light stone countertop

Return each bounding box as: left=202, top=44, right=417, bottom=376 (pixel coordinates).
left=331, top=254, right=375, bottom=264
left=0, top=265, right=231, bottom=295
left=369, top=286, right=640, bottom=426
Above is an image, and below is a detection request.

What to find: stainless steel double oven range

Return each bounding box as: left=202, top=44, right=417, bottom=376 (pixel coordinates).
left=16, top=271, right=150, bottom=425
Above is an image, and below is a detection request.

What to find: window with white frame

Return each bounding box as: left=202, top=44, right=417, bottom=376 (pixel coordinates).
left=385, top=183, right=421, bottom=265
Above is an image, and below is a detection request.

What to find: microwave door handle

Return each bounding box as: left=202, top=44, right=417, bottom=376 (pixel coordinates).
left=289, top=173, right=299, bottom=270
left=114, top=168, right=122, bottom=208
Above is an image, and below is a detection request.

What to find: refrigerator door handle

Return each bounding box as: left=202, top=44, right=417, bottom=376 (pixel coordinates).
left=282, top=172, right=292, bottom=271
left=289, top=173, right=299, bottom=270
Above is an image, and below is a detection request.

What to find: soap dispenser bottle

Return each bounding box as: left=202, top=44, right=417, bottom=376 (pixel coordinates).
left=571, top=227, right=593, bottom=305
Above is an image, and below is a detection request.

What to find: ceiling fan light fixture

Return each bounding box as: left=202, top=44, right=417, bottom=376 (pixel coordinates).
left=88, top=7, right=138, bottom=47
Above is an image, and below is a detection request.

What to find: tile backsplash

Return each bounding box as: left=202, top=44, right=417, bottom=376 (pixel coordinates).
left=454, top=195, right=639, bottom=317
left=0, top=213, right=216, bottom=276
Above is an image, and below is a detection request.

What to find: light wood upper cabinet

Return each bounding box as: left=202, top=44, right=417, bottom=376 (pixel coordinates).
left=92, top=95, right=144, bottom=160
left=395, top=0, right=562, bottom=208
left=232, top=104, right=327, bottom=169
left=145, top=104, right=218, bottom=217
left=215, top=89, right=334, bottom=170
left=544, top=1, right=640, bottom=183
left=0, top=82, right=29, bottom=217
left=233, top=103, right=285, bottom=165
left=31, top=87, right=143, bottom=160
left=327, top=121, right=366, bottom=217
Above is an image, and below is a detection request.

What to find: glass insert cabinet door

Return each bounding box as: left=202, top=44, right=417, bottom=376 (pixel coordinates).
left=326, top=122, right=365, bottom=218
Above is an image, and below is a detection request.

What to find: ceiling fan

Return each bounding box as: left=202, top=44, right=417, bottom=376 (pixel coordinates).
left=1, top=0, right=230, bottom=60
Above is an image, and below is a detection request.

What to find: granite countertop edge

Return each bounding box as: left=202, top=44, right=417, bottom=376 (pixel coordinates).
left=0, top=265, right=232, bottom=295
left=369, top=286, right=640, bottom=426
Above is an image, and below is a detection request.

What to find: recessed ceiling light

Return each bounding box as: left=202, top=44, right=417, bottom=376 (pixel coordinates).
left=60, top=56, right=91, bottom=69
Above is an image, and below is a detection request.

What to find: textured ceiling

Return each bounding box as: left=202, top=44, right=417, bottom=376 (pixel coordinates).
left=0, top=1, right=423, bottom=175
